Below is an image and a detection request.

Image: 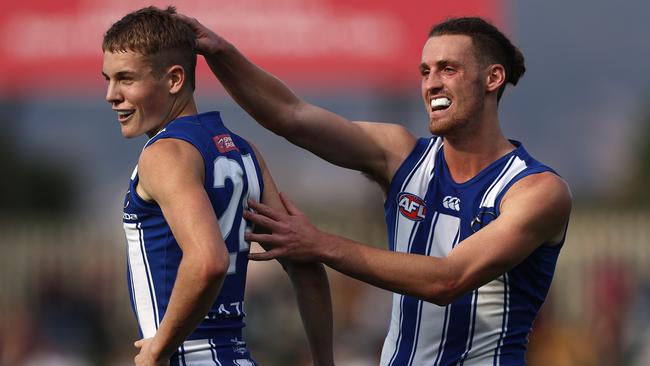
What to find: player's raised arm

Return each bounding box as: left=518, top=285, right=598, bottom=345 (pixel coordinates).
left=135, top=139, right=230, bottom=364
left=175, top=14, right=416, bottom=188
left=249, top=143, right=335, bottom=366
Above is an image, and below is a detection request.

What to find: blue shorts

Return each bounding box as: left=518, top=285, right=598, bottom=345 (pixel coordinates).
left=170, top=338, right=259, bottom=366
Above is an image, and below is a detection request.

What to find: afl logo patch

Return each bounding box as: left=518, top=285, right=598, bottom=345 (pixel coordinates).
left=213, top=134, right=239, bottom=153
left=397, top=192, right=427, bottom=221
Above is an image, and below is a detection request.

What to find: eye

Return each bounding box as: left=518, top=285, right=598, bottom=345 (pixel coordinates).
left=442, top=66, right=456, bottom=74
left=420, top=68, right=430, bottom=77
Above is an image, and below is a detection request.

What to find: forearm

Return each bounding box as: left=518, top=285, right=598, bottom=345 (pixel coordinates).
left=203, top=42, right=301, bottom=134
left=285, top=262, right=334, bottom=366
left=149, top=257, right=226, bottom=360
left=319, top=232, right=456, bottom=305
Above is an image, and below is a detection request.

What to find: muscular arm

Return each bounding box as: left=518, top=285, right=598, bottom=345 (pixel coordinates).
left=136, top=139, right=230, bottom=362
left=175, top=14, right=416, bottom=188
left=250, top=144, right=334, bottom=366
left=246, top=172, right=571, bottom=305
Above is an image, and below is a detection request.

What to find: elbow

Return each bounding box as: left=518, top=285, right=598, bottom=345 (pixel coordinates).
left=199, top=251, right=230, bottom=281
left=274, top=100, right=307, bottom=139
left=422, top=279, right=463, bottom=306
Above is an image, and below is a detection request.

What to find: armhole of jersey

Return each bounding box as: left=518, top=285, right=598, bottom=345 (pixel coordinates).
left=132, top=134, right=208, bottom=213
left=128, top=173, right=162, bottom=214
left=246, top=145, right=265, bottom=203
left=384, top=137, right=437, bottom=210
left=493, top=166, right=556, bottom=217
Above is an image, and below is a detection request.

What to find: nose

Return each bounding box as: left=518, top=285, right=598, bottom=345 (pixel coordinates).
left=423, top=72, right=443, bottom=93
left=105, top=81, right=122, bottom=105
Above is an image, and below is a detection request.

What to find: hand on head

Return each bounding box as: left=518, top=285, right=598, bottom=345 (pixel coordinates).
left=172, top=13, right=225, bottom=56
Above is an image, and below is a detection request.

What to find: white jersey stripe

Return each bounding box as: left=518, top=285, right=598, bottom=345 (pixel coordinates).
left=124, top=222, right=159, bottom=337
left=126, top=244, right=139, bottom=326
left=433, top=305, right=451, bottom=366
left=494, top=273, right=511, bottom=366
left=407, top=212, right=440, bottom=365
left=459, top=290, right=479, bottom=365
left=461, top=277, right=507, bottom=365
left=433, top=228, right=459, bottom=366
left=410, top=213, right=460, bottom=365
left=241, top=154, right=260, bottom=252
left=479, top=156, right=515, bottom=208
left=139, top=222, right=160, bottom=328
left=208, top=339, right=222, bottom=366
left=481, top=157, right=527, bottom=209
left=180, top=344, right=187, bottom=366
left=178, top=339, right=223, bottom=365
left=383, top=140, right=438, bottom=366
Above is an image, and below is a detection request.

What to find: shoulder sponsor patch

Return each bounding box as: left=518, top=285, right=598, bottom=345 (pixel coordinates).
left=213, top=134, right=239, bottom=153
left=397, top=192, right=427, bottom=221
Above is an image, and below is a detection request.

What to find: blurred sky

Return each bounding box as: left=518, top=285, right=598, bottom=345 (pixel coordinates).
left=2, top=0, right=650, bottom=220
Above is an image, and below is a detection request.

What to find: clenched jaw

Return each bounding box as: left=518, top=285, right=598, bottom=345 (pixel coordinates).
left=430, top=97, right=451, bottom=111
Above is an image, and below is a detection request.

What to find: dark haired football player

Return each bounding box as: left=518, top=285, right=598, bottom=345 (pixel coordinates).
left=179, top=14, right=571, bottom=365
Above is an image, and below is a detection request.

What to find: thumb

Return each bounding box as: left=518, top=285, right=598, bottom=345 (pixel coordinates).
left=134, top=339, right=144, bottom=348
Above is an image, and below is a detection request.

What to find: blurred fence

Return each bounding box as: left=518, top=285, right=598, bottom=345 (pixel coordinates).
left=1, top=209, right=649, bottom=364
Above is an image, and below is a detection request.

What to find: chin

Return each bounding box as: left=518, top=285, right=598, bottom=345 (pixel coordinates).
left=120, top=127, right=140, bottom=139
left=428, top=118, right=451, bottom=136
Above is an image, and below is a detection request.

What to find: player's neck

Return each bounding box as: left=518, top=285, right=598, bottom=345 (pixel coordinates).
left=442, top=116, right=514, bottom=184
left=170, top=94, right=198, bottom=121
left=147, top=94, right=198, bottom=138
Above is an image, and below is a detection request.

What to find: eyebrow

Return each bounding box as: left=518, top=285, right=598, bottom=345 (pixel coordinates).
left=102, top=70, right=137, bottom=79
left=419, top=59, right=461, bottom=71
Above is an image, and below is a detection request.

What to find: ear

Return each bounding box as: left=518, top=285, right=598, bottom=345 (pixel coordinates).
left=485, top=64, right=506, bottom=94
left=167, top=65, right=186, bottom=94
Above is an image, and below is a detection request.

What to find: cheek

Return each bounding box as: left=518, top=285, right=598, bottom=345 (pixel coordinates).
left=137, top=84, right=169, bottom=113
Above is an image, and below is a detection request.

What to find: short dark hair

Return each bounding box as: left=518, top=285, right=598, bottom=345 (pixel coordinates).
left=102, top=6, right=197, bottom=90
left=429, top=17, right=525, bottom=101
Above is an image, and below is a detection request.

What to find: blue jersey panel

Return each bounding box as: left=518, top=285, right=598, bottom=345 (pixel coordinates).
left=381, top=137, right=563, bottom=366
left=122, top=111, right=264, bottom=345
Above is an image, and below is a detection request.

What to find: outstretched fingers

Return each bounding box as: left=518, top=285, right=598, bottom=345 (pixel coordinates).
left=247, top=199, right=283, bottom=221
left=248, top=249, right=283, bottom=261
left=172, top=13, right=200, bottom=31
left=243, top=210, right=281, bottom=231
left=244, top=231, right=279, bottom=245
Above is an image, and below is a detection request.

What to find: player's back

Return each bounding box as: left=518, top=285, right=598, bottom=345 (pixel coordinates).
left=122, top=111, right=263, bottom=349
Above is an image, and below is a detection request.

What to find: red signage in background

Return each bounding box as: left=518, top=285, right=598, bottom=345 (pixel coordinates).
left=0, top=0, right=504, bottom=96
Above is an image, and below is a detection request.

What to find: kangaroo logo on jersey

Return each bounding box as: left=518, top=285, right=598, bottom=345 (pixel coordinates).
left=213, top=134, right=239, bottom=153
left=398, top=192, right=427, bottom=221
left=442, top=196, right=461, bottom=211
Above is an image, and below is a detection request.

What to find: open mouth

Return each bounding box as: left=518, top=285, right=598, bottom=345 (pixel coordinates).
left=116, top=110, right=135, bottom=122
left=430, top=97, right=451, bottom=112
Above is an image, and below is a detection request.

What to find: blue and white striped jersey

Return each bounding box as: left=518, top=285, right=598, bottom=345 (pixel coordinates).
left=381, top=137, right=563, bottom=366
left=122, top=111, right=264, bottom=347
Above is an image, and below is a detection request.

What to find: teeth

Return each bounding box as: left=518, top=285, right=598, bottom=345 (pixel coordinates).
left=431, top=98, right=451, bottom=109
left=117, top=110, right=134, bottom=118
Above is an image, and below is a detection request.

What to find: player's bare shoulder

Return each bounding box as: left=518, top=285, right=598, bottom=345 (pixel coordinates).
left=352, top=121, right=416, bottom=155
left=352, top=121, right=417, bottom=185
left=500, top=171, right=572, bottom=245
left=137, top=138, right=205, bottom=201
left=139, top=138, right=203, bottom=172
